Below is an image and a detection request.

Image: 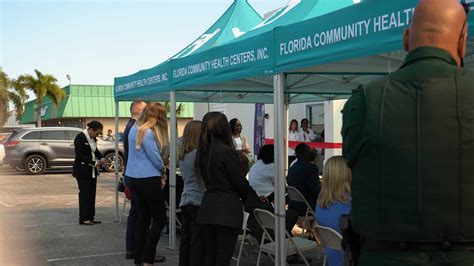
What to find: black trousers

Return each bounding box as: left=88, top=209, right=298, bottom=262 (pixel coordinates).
left=130, top=177, right=167, bottom=264
left=179, top=205, right=205, bottom=266
left=76, top=177, right=97, bottom=222
left=203, top=224, right=240, bottom=266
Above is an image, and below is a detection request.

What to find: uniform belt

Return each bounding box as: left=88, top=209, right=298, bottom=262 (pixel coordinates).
left=361, top=238, right=474, bottom=251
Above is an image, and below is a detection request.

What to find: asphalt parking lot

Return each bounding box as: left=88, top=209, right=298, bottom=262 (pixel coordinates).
left=0, top=166, right=323, bottom=265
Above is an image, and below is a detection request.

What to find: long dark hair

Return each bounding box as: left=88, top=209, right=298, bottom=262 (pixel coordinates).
left=195, top=112, right=234, bottom=181
left=229, top=118, right=240, bottom=135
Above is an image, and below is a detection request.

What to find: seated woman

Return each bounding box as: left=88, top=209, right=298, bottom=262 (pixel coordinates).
left=247, top=144, right=298, bottom=245
left=248, top=144, right=275, bottom=202
left=315, top=156, right=352, bottom=266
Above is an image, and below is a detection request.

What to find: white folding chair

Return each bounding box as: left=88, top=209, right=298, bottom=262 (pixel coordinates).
left=232, top=211, right=252, bottom=266
left=253, top=209, right=316, bottom=266
left=313, top=224, right=344, bottom=266
left=287, top=186, right=315, bottom=234
left=165, top=201, right=182, bottom=229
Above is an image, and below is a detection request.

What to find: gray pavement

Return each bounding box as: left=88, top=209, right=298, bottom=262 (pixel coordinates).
left=0, top=166, right=323, bottom=265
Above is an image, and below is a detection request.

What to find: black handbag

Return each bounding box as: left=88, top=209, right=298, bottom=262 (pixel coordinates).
left=117, top=176, right=125, bottom=193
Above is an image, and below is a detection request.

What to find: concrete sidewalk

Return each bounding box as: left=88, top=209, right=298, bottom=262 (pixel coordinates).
left=0, top=166, right=323, bottom=265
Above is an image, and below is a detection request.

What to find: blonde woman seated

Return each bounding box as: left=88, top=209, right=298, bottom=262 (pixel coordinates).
left=315, top=156, right=352, bottom=266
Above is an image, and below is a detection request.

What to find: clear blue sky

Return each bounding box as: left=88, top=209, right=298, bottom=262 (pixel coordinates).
left=1, top=0, right=287, bottom=92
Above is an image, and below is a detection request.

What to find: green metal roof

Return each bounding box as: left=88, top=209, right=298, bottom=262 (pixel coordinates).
left=20, top=84, right=193, bottom=124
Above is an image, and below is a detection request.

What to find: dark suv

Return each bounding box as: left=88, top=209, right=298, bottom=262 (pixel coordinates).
left=3, top=127, right=124, bottom=175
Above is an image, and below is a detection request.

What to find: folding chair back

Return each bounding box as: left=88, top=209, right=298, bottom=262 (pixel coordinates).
left=287, top=186, right=315, bottom=235
left=253, top=209, right=315, bottom=266
left=253, top=208, right=276, bottom=231
left=232, top=211, right=252, bottom=266
left=314, top=224, right=343, bottom=251
left=287, top=186, right=314, bottom=212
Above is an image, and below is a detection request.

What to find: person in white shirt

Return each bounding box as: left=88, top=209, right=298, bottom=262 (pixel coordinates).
left=229, top=118, right=251, bottom=155
left=288, top=119, right=302, bottom=167
left=249, top=145, right=275, bottom=201
left=247, top=144, right=299, bottom=258
left=299, top=118, right=316, bottom=142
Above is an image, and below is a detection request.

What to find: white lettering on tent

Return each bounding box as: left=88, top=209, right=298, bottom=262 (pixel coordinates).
left=278, top=7, right=415, bottom=57
left=257, top=48, right=269, bottom=60
left=172, top=47, right=270, bottom=80
left=116, top=73, right=164, bottom=93
left=279, top=36, right=312, bottom=55
left=311, top=19, right=369, bottom=48
left=381, top=14, right=389, bottom=31
left=374, top=8, right=414, bottom=33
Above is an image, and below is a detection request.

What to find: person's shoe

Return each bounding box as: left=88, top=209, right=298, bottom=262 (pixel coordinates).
left=79, top=220, right=94, bottom=225
left=154, top=256, right=166, bottom=263
left=92, top=220, right=102, bottom=224
left=125, top=252, right=134, bottom=260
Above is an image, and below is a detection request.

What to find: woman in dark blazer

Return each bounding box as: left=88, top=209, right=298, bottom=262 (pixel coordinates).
left=195, top=112, right=259, bottom=265
left=73, top=121, right=105, bottom=225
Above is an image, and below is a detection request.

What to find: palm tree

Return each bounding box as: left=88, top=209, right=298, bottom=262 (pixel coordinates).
left=0, top=70, right=28, bottom=127
left=14, top=69, right=65, bottom=127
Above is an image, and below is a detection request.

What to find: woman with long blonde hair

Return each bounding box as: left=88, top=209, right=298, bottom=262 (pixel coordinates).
left=178, top=120, right=205, bottom=266
left=315, top=156, right=352, bottom=266
left=125, top=102, right=169, bottom=265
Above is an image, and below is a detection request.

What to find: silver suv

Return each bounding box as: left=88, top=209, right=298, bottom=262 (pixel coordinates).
left=3, top=127, right=124, bottom=175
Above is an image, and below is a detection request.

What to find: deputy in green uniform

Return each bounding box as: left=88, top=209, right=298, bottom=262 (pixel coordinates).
left=342, top=0, right=474, bottom=264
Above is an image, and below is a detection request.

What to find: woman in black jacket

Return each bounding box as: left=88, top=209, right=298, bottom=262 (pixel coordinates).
left=195, top=112, right=259, bottom=265
left=73, top=121, right=105, bottom=225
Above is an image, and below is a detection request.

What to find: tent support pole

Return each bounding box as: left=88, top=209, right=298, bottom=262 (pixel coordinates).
left=114, top=100, right=120, bottom=222
left=284, top=97, right=289, bottom=175
left=273, top=73, right=287, bottom=265
left=169, top=91, right=178, bottom=249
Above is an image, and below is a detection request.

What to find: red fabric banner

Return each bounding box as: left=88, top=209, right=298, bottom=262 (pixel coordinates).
left=264, top=139, right=342, bottom=149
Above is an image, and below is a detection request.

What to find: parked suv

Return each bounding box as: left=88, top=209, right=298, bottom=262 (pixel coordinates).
left=3, top=127, right=124, bottom=175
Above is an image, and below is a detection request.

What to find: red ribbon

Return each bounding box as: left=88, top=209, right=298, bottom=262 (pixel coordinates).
left=264, top=138, right=342, bottom=149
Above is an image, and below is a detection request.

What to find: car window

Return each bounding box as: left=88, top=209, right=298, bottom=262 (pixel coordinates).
left=22, top=131, right=41, bottom=140
left=66, top=131, right=81, bottom=141
left=40, top=130, right=66, bottom=141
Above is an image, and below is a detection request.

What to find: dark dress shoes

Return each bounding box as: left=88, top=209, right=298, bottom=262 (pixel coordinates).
left=154, top=256, right=166, bottom=263
left=128, top=253, right=166, bottom=264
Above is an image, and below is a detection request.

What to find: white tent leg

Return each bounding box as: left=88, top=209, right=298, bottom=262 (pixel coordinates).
left=114, top=101, right=120, bottom=222
left=284, top=102, right=289, bottom=175
left=273, top=74, right=287, bottom=265
left=169, top=91, right=178, bottom=249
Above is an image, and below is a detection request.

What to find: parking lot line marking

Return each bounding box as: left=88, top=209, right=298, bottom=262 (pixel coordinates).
left=46, top=251, right=126, bottom=262
left=96, top=196, right=113, bottom=205
left=0, top=200, right=14, bottom=207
